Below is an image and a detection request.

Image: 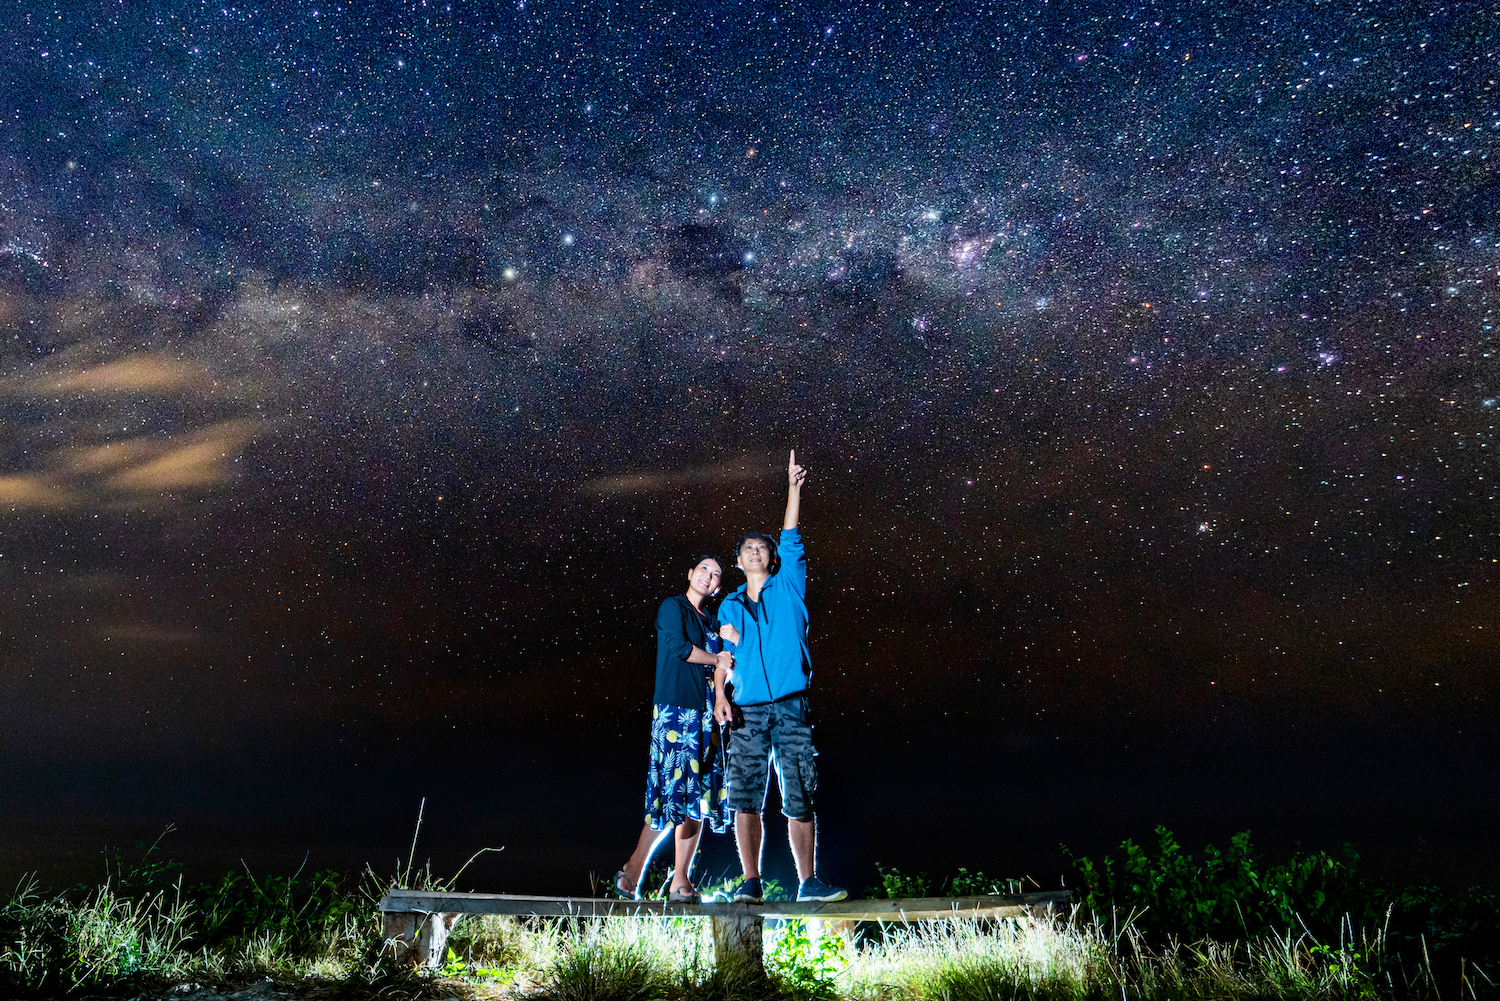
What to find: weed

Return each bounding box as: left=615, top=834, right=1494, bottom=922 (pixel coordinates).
left=870, top=866, right=1024, bottom=900
left=768, top=918, right=846, bottom=1000
left=1068, top=826, right=1500, bottom=995
left=872, top=865, right=931, bottom=900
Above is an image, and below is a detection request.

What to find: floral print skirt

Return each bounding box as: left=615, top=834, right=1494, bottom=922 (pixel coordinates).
left=644, top=682, right=731, bottom=833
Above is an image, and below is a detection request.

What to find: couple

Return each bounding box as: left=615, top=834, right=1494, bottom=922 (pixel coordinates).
left=613, top=451, right=847, bottom=905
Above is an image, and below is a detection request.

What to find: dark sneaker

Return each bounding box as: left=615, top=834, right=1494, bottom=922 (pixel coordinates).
left=797, top=876, right=848, bottom=902
left=731, top=878, right=764, bottom=903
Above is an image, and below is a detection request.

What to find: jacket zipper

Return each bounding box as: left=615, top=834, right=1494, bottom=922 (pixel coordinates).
left=741, top=584, right=775, bottom=702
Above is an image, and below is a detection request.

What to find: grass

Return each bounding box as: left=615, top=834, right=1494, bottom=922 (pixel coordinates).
left=843, top=916, right=1399, bottom=1001
left=440, top=909, right=1460, bottom=1001
left=0, top=878, right=1477, bottom=1000
left=3, top=826, right=1497, bottom=999
left=0, top=849, right=464, bottom=999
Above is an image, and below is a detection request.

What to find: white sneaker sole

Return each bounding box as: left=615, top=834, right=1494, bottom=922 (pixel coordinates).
left=797, top=890, right=849, bottom=902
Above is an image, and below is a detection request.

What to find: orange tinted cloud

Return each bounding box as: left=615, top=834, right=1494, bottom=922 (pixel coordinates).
left=0, top=355, right=214, bottom=396
left=100, top=419, right=262, bottom=494
left=0, top=475, right=75, bottom=509
left=0, top=418, right=265, bottom=512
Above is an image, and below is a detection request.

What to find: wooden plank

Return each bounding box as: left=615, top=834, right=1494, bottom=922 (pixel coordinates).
left=378, top=889, right=1072, bottom=922
left=758, top=892, right=1073, bottom=921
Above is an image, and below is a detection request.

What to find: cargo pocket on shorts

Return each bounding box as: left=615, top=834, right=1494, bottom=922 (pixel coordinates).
left=780, top=747, right=818, bottom=819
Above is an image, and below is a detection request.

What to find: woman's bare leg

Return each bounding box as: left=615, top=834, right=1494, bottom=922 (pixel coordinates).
left=670, top=818, right=703, bottom=892
left=622, top=823, right=667, bottom=892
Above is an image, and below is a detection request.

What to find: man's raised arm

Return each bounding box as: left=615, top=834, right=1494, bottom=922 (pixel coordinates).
left=783, top=448, right=806, bottom=530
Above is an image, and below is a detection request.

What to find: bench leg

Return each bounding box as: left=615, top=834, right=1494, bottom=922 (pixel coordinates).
left=382, top=912, right=418, bottom=963
left=382, top=911, right=460, bottom=967
left=711, top=912, right=764, bottom=976
left=418, top=911, right=460, bottom=967
left=1023, top=899, right=1061, bottom=922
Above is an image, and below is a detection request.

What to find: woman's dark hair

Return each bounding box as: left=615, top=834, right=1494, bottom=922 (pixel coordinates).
left=691, top=553, right=724, bottom=573
left=735, top=531, right=778, bottom=567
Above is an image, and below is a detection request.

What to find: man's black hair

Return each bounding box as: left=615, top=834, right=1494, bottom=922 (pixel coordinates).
left=735, top=531, right=778, bottom=569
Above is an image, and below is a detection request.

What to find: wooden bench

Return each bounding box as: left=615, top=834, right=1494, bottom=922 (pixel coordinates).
left=379, top=888, right=1075, bottom=973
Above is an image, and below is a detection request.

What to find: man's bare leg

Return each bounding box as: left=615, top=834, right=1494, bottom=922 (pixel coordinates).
left=671, top=819, right=703, bottom=892
left=734, top=811, right=764, bottom=879
left=788, top=816, right=815, bottom=883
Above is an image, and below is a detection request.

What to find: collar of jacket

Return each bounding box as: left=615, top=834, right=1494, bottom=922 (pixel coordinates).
left=731, top=575, right=775, bottom=608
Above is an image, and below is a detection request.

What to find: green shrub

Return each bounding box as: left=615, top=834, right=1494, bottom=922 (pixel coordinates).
left=1067, top=826, right=1380, bottom=944
left=197, top=866, right=360, bottom=953
left=768, top=918, right=846, bottom=1001
left=1067, top=826, right=1500, bottom=993
left=875, top=864, right=931, bottom=899
left=869, top=865, right=1022, bottom=900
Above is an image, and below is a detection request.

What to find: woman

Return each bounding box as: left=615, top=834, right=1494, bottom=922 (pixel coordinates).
left=614, top=555, right=734, bottom=902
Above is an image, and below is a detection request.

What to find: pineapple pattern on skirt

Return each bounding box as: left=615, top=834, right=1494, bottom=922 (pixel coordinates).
left=645, top=679, right=731, bottom=833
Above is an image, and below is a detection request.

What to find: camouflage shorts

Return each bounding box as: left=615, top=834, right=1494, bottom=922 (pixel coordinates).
left=725, top=697, right=817, bottom=819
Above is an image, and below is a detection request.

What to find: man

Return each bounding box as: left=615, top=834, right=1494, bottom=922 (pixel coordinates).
left=715, top=450, right=847, bottom=903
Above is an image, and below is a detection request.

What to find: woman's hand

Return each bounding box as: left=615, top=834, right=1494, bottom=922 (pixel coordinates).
left=715, top=649, right=735, bottom=673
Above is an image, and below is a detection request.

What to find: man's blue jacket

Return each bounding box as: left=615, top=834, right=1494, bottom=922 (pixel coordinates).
left=718, top=527, right=810, bottom=706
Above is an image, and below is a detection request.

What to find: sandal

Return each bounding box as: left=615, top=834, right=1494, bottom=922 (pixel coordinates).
left=668, top=884, right=701, bottom=904
left=612, top=869, right=638, bottom=900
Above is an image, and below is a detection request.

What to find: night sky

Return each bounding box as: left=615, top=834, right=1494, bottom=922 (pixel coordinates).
left=0, top=0, right=1496, bottom=896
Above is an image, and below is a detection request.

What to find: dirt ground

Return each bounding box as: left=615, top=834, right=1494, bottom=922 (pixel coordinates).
left=123, top=978, right=488, bottom=1001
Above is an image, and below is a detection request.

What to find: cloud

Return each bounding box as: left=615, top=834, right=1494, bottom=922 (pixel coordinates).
left=0, top=475, right=76, bottom=509
left=102, top=420, right=261, bottom=493
left=582, top=455, right=768, bottom=496
left=65, top=438, right=166, bottom=475
left=0, top=418, right=265, bottom=512
left=0, top=355, right=214, bottom=397
left=97, top=623, right=203, bottom=644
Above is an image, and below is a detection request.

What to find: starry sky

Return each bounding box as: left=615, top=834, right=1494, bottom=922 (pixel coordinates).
left=0, top=0, right=1496, bottom=894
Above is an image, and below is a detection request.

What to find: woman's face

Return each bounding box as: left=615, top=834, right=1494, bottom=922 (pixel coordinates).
left=687, top=559, right=723, bottom=598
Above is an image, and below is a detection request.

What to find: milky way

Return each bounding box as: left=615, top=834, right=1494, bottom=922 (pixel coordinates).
left=0, top=1, right=1495, bottom=891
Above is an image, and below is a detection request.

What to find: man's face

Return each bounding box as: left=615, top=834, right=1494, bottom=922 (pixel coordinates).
left=737, top=538, right=771, bottom=574
left=688, top=559, right=723, bottom=598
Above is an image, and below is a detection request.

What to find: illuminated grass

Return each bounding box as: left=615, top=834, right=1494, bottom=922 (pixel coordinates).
left=438, top=912, right=1434, bottom=1001
left=0, top=866, right=441, bottom=998
left=0, top=871, right=1480, bottom=1000
left=840, top=916, right=1404, bottom=1001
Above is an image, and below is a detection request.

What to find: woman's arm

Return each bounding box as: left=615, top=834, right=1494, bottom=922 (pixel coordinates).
left=713, top=664, right=733, bottom=724
left=659, top=599, right=733, bottom=672
left=686, top=644, right=730, bottom=667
